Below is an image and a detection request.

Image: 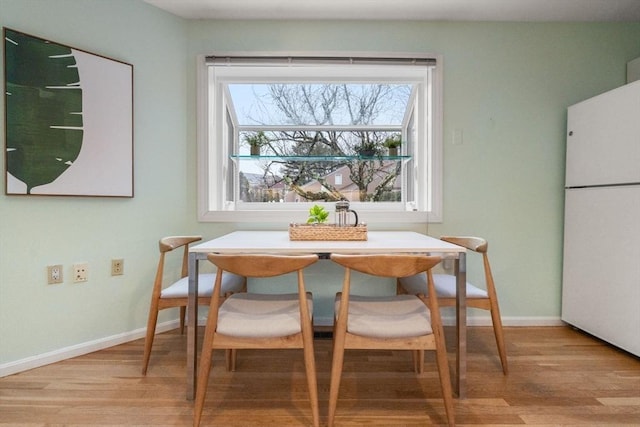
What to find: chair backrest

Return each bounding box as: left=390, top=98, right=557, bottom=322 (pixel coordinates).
left=330, top=254, right=442, bottom=279
left=330, top=254, right=444, bottom=326
left=153, top=236, right=202, bottom=296
left=158, top=235, right=202, bottom=275
left=440, top=236, right=487, bottom=253
left=440, top=235, right=497, bottom=296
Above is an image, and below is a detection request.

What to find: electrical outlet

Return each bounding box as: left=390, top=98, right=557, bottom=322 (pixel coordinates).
left=111, top=259, right=124, bottom=276
left=73, top=263, right=88, bottom=282
left=47, top=265, right=63, bottom=284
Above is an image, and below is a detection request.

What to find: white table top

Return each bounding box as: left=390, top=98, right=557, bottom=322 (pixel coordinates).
left=190, top=230, right=466, bottom=255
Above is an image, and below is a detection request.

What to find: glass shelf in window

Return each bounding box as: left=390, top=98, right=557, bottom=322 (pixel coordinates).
left=230, top=154, right=412, bottom=161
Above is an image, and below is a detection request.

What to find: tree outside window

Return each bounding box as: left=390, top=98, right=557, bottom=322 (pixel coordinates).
left=232, top=83, right=410, bottom=203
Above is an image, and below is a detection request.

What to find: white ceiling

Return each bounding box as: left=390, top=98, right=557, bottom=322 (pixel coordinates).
left=143, top=0, right=640, bottom=21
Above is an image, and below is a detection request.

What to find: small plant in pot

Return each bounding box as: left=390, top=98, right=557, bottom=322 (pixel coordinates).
left=245, top=131, right=268, bottom=156
left=307, top=204, right=329, bottom=224
left=383, top=135, right=402, bottom=156
left=356, top=141, right=380, bottom=157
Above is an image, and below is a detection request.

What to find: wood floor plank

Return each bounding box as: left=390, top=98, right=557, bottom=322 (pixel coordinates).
left=0, top=326, right=638, bottom=426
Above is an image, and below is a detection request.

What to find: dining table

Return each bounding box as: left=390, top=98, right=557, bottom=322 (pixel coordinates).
left=186, top=230, right=467, bottom=400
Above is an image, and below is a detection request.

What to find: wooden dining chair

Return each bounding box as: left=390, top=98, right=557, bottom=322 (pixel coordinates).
left=193, top=253, right=320, bottom=427
left=328, top=254, right=455, bottom=427
left=397, top=236, right=508, bottom=374
left=141, top=236, right=246, bottom=375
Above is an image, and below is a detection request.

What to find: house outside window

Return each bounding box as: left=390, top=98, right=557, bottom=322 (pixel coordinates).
left=196, top=53, right=443, bottom=223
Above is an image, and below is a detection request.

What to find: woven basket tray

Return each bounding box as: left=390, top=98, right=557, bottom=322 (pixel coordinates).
left=289, top=223, right=368, bottom=241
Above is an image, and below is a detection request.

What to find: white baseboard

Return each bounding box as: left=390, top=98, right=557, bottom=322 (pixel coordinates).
left=493, top=316, right=564, bottom=327
left=1, top=315, right=563, bottom=378
left=0, top=320, right=180, bottom=378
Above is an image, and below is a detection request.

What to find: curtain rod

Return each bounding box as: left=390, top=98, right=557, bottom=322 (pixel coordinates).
left=206, top=55, right=436, bottom=66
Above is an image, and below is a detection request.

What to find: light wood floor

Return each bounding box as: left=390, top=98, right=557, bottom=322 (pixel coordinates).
left=1, top=326, right=638, bottom=426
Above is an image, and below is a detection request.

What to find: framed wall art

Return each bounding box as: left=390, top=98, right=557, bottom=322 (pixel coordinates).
left=3, top=27, right=134, bottom=197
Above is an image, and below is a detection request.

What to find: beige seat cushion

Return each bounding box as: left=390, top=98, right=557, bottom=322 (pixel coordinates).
left=335, top=294, right=432, bottom=339
left=400, top=273, right=488, bottom=298
left=217, top=293, right=313, bottom=338
left=160, top=272, right=244, bottom=299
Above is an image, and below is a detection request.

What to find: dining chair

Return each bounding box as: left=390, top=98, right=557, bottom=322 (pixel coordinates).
left=193, top=253, right=320, bottom=427
left=141, top=236, right=246, bottom=375
left=397, top=236, right=508, bottom=374
left=328, top=254, right=455, bottom=427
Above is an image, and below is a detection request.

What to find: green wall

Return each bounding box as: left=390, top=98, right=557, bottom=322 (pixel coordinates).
left=0, top=0, right=195, bottom=368
left=186, top=20, right=640, bottom=321
left=2, top=0, right=640, bottom=372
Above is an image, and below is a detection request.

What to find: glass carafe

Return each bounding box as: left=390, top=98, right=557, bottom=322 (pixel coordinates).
left=335, top=201, right=358, bottom=227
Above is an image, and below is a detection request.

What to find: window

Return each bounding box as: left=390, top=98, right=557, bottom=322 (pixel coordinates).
left=196, top=53, right=442, bottom=223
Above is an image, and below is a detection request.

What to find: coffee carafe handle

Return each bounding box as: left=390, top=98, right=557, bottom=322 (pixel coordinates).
left=348, top=209, right=359, bottom=227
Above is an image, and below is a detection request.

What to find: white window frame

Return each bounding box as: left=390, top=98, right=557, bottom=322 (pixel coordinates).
left=196, top=52, right=443, bottom=223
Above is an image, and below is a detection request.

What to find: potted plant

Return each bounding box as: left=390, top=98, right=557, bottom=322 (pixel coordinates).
left=245, top=131, right=268, bottom=156
left=383, top=135, right=402, bottom=156
left=307, top=204, right=329, bottom=224
left=356, top=141, right=380, bottom=157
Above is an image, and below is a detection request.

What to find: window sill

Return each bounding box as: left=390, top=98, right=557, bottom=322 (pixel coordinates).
left=198, top=209, right=440, bottom=224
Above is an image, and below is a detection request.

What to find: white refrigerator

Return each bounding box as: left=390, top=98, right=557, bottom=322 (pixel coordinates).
left=562, top=80, right=640, bottom=357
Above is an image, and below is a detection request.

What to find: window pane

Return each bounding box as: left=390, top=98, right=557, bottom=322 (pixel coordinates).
left=228, top=83, right=411, bottom=126
left=228, top=83, right=411, bottom=203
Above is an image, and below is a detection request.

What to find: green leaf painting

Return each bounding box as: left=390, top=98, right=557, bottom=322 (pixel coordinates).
left=5, top=28, right=83, bottom=194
